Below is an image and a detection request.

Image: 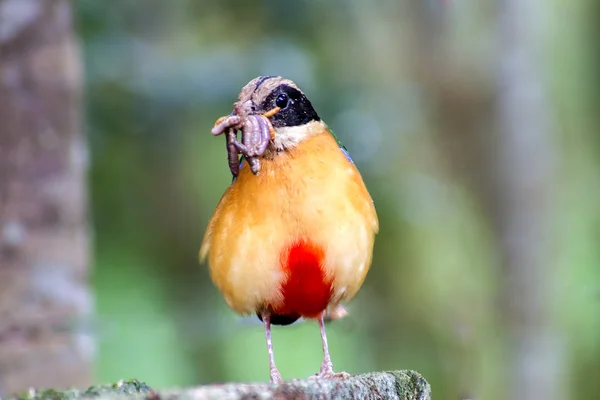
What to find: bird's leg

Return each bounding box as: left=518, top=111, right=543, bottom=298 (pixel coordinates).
left=262, top=312, right=283, bottom=384
left=318, top=313, right=334, bottom=376
left=312, top=314, right=350, bottom=380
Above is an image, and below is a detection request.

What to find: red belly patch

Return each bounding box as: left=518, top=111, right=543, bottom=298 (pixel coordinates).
left=274, top=240, right=332, bottom=319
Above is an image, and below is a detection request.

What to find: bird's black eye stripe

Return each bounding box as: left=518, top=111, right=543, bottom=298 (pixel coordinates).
left=261, top=84, right=320, bottom=128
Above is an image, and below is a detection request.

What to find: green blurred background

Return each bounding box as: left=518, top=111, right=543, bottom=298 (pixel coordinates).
left=74, top=0, right=599, bottom=399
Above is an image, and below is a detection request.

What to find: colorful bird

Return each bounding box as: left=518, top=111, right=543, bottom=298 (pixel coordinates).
left=200, top=76, right=378, bottom=383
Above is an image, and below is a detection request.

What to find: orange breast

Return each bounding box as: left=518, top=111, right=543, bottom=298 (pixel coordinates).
left=200, top=122, right=378, bottom=318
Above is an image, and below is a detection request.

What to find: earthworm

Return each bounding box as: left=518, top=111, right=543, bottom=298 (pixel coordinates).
left=211, top=113, right=273, bottom=176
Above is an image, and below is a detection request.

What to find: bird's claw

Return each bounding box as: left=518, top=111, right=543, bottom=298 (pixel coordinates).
left=309, top=371, right=350, bottom=380
left=309, top=364, right=350, bottom=380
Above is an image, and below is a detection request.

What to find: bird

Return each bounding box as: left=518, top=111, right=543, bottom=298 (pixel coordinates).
left=200, top=76, right=378, bottom=383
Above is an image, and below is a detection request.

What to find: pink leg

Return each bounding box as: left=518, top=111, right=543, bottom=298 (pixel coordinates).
left=262, top=313, right=283, bottom=383
left=311, top=314, right=350, bottom=379
left=319, top=314, right=334, bottom=375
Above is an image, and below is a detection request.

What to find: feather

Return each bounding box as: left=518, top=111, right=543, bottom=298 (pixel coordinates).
left=200, top=121, right=378, bottom=318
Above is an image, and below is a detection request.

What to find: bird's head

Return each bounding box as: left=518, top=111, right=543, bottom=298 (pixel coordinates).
left=234, top=76, right=322, bottom=151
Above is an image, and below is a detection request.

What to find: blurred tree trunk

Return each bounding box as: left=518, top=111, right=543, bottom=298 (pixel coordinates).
left=0, top=0, right=92, bottom=394
left=408, top=4, right=495, bottom=398
left=411, top=1, right=562, bottom=399
left=495, top=1, right=562, bottom=399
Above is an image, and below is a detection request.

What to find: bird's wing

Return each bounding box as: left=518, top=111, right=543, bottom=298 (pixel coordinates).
left=328, top=128, right=355, bottom=165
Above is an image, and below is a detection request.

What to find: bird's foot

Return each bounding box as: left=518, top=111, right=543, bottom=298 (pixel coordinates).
left=270, top=369, right=283, bottom=384
left=309, top=363, right=350, bottom=380
left=309, top=371, right=350, bottom=380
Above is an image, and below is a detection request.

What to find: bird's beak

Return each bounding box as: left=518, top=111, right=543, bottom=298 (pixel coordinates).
left=261, top=107, right=280, bottom=140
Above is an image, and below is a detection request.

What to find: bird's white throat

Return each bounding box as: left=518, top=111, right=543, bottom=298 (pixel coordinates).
left=272, top=120, right=325, bottom=151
